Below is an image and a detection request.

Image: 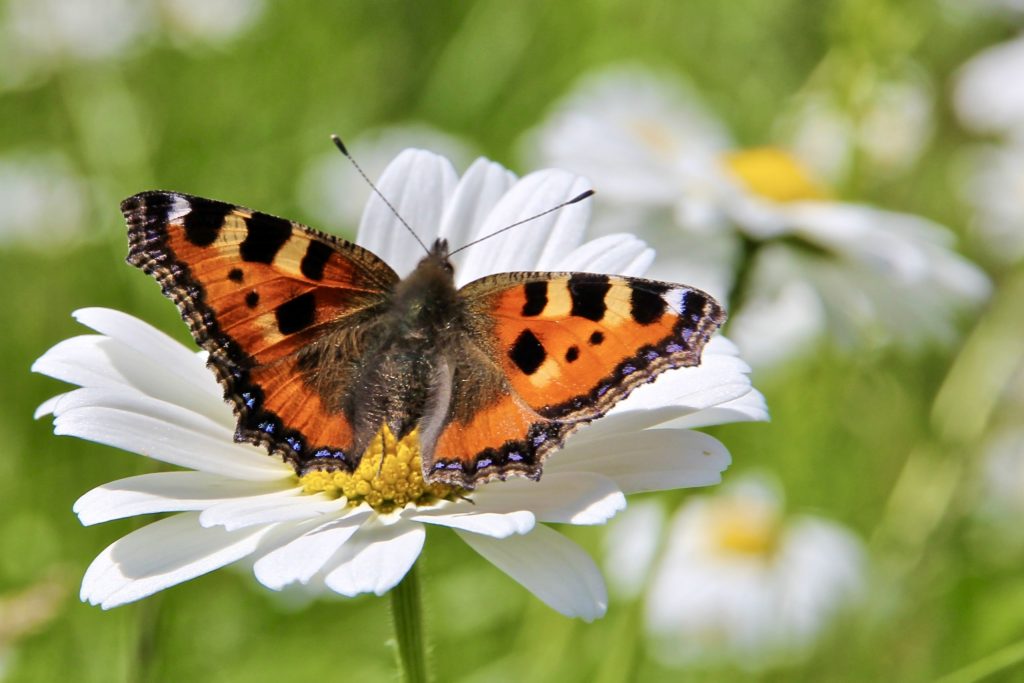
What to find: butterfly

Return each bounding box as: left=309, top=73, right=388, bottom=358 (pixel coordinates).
left=122, top=190, right=725, bottom=489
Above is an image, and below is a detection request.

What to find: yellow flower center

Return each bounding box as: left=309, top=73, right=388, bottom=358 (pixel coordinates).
left=299, top=426, right=458, bottom=513
left=708, top=499, right=782, bottom=559
left=723, top=146, right=830, bottom=203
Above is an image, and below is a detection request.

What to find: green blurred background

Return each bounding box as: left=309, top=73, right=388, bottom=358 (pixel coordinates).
left=2, top=0, right=1023, bottom=681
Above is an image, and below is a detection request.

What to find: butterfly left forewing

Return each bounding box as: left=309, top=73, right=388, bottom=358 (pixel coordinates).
left=122, top=190, right=398, bottom=469
left=426, top=272, right=725, bottom=487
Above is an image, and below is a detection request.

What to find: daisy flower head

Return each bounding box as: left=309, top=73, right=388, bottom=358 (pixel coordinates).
left=954, top=33, right=1024, bottom=139
left=34, top=150, right=766, bottom=620
left=634, top=475, right=866, bottom=669
left=528, top=66, right=991, bottom=366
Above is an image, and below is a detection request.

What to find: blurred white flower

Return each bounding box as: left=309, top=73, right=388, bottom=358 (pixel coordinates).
left=529, top=67, right=990, bottom=367
left=780, top=72, right=934, bottom=182
left=0, top=152, right=89, bottom=249
left=298, top=124, right=476, bottom=234
left=157, top=0, right=265, bottom=44
left=0, top=0, right=265, bottom=90
left=35, top=150, right=767, bottom=620
left=962, top=138, right=1024, bottom=264
left=954, top=33, right=1024, bottom=138
left=639, top=476, right=865, bottom=669
left=0, top=0, right=151, bottom=89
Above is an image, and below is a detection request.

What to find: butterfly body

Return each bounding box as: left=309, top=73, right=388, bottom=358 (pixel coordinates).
left=123, top=190, right=725, bottom=489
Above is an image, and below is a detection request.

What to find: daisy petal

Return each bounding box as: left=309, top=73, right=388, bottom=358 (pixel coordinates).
left=662, top=387, right=769, bottom=429
left=440, top=158, right=517, bottom=280
left=409, top=506, right=535, bottom=538
left=549, top=429, right=731, bottom=494
left=82, top=512, right=272, bottom=609
left=74, top=471, right=288, bottom=525
left=323, top=519, right=425, bottom=596
left=356, top=149, right=458, bottom=276
left=198, top=490, right=346, bottom=531
left=456, top=524, right=607, bottom=621
left=472, top=472, right=626, bottom=525
left=72, top=308, right=219, bottom=397
left=556, top=233, right=656, bottom=277
left=32, top=334, right=226, bottom=419
left=253, top=511, right=372, bottom=590
left=53, top=406, right=290, bottom=481
left=458, top=169, right=592, bottom=274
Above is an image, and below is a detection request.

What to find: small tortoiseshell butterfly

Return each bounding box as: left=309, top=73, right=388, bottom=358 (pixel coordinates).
left=122, top=185, right=724, bottom=489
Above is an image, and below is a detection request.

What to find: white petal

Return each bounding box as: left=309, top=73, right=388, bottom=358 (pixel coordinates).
left=323, top=519, right=425, bottom=596
left=456, top=169, right=592, bottom=276
left=440, top=158, right=517, bottom=279
left=456, top=524, right=607, bottom=621
left=472, top=472, right=626, bottom=525
left=74, top=471, right=288, bottom=525
left=81, top=512, right=272, bottom=609
left=53, top=406, right=291, bottom=481
left=409, top=505, right=535, bottom=538
left=33, top=334, right=227, bottom=420
left=46, top=387, right=229, bottom=438
left=555, top=233, right=655, bottom=277
left=72, top=308, right=218, bottom=397
left=548, top=429, right=731, bottom=494
left=253, top=510, right=372, bottom=590
left=356, top=149, right=458, bottom=276
left=663, top=387, right=769, bottom=429
left=198, top=490, right=346, bottom=531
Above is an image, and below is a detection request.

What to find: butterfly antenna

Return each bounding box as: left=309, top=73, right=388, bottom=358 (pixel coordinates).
left=331, top=134, right=430, bottom=255
left=448, top=189, right=595, bottom=257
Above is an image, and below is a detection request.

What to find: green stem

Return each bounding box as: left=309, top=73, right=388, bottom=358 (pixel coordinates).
left=391, top=564, right=429, bottom=683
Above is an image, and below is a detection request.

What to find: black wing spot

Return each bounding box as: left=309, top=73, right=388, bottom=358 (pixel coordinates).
left=589, top=331, right=605, bottom=345
left=276, top=293, right=316, bottom=334
left=245, top=291, right=260, bottom=308
left=182, top=197, right=232, bottom=246
left=565, top=345, right=580, bottom=363
left=522, top=281, right=548, bottom=316
left=510, top=329, right=546, bottom=375
left=569, top=274, right=610, bottom=321
left=630, top=283, right=669, bottom=325
left=240, top=212, right=293, bottom=263
left=301, top=239, right=333, bottom=280
left=682, top=290, right=708, bottom=323
left=228, top=268, right=244, bottom=283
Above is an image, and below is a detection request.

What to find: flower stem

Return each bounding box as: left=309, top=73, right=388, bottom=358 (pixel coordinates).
left=391, top=564, right=429, bottom=683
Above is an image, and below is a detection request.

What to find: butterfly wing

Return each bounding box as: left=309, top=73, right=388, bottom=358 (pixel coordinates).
left=427, top=272, right=725, bottom=487
left=122, top=191, right=399, bottom=469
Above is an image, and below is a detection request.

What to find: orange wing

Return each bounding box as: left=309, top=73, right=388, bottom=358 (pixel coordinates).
left=123, top=191, right=396, bottom=470
left=426, top=272, right=725, bottom=487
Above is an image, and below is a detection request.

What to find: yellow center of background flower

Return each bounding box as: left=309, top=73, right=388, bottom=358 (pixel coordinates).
left=299, top=426, right=457, bottom=513
left=708, top=499, right=782, bottom=559
left=723, top=146, right=830, bottom=203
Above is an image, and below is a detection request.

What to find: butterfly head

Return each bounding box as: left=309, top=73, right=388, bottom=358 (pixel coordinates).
left=426, top=238, right=453, bottom=274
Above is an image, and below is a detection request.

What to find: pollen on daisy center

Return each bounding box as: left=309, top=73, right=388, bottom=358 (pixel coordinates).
left=299, top=426, right=458, bottom=513
left=723, top=146, right=830, bottom=203
left=708, top=499, right=782, bottom=559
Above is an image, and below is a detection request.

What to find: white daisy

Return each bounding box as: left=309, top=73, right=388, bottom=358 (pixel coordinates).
left=638, top=475, right=865, bottom=669
left=954, top=32, right=1024, bottom=138
left=529, top=67, right=990, bottom=365
left=34, top=150, right=766, bottom=620
left=0, top=151, right=89, bottom=248
left=156, top=0, right=265, bottom=44
left=961, top=137, right=1024, bottom=265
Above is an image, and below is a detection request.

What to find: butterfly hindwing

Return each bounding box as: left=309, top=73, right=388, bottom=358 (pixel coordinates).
left=122, top=191, right=398, bottom=468
left=425, top=272, right=725, bottom=486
